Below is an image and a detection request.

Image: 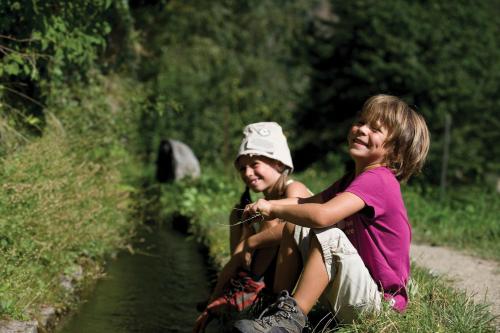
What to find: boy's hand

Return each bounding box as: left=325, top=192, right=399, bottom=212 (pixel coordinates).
left=244, top=198, right=273, bottom=220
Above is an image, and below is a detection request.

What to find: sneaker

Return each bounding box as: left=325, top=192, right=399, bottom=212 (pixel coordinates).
left=206, top=269, right=266, bottom=316
left=232, top=290, right=307, bottom=333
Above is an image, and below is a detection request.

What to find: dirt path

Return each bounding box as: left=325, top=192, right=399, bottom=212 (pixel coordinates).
left=411, top=244, right=500, bottom=331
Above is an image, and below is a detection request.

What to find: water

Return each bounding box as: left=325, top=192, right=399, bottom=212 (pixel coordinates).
left=59, top=224, right=212, bottom=333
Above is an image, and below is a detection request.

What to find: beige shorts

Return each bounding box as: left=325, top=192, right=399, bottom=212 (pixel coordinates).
left=294, top=225, right=381, bottom=323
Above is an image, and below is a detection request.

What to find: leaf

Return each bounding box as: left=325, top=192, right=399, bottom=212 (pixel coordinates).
left=25, top=115, right=40, bottom=126
left=4, top=62, right=20, bottom=76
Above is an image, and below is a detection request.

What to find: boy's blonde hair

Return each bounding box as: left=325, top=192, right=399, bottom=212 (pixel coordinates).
left=360, top=94, right=430, bottom=182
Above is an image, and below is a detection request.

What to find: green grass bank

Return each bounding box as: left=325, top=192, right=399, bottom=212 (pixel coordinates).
left=0, top=72, right=148, bottom=321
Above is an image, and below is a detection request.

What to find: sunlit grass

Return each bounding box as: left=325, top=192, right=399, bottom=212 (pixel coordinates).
left=0, top=74, right=144, bottom=320
left=335, top=265, right=495, bottom=332
left=405, top=185, right=500, bottom=261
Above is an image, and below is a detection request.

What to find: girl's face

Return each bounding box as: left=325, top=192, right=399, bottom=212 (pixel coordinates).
left=236, top=155, right=282, bottom=195
left=348, top=119, right=389, bottom=171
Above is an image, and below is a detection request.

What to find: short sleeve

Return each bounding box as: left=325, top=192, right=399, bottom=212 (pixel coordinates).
left=344, top=168, right=395, bottom=218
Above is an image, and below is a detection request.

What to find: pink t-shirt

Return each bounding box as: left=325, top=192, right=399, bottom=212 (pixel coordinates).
left=321, top=166, right=411, bottom=311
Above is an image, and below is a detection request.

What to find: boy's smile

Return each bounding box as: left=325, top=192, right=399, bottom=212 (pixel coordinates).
left=348, top=120, right=389, bottom=172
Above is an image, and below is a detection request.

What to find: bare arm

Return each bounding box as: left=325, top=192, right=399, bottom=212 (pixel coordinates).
left=256, top=181, right=322, bottom=208
left=248, top=191, right=365, bottom=229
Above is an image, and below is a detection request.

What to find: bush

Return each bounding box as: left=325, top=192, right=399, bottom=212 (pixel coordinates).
left=131, top=0, right=313, bottom=167
left=0, top=0, right=135, bottom=153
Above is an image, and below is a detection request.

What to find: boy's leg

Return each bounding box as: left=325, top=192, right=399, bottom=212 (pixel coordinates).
left=272, top=222, right=303, bottom=293
left=312, top=227, right=381, bottom=323
left=293, top=233, right=329, bottom=314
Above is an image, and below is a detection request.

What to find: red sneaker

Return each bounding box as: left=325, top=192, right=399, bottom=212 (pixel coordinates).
left=206, top=269, right=266, bottom=315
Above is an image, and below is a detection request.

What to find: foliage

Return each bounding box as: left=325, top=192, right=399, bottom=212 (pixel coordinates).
left=0, top=72, right=146, bottom=319
left=405, top=185, right=500, bottom=261
left=131, top=0, right=314, bottom=167
left=0, top=0, right=135, bottom=153
left=159, top=168, right=243, bottom=268
left=295, top=0, right=500, bottom=184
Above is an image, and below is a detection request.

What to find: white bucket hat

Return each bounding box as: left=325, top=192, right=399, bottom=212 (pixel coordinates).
left=236, top=122, right=294, bottom=172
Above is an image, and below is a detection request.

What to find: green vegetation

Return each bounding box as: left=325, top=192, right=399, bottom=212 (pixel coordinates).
left=294, top=0, right=500, bottom=185
left=0, top=0, right=498, bottom=329
left=338, top=265, right=494, bottom=332
left=133, top=0, right=313, bottom=167
left=406, top=186, right=500, bottom=261
left=0, top=73, right=147, bottom=319
left=0, top=0, right=146, bottom=320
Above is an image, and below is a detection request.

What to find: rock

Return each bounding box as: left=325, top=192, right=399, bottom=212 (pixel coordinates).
left=0, top=320, right=38, bottom=333
left=36, top=306, right=56, bottom=330
left=155, top=139, right=201, bottom=182
left=59, top=264, right=84, bottom=293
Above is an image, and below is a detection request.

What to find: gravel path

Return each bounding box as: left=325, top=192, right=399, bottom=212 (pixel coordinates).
left=411, top=243, right=500, bottom=331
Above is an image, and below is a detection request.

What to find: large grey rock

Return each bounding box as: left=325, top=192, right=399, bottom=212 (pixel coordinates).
left=155, top=139, right=201, bottom=182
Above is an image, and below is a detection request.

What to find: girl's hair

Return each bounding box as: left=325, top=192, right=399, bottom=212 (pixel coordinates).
left=360, top=94, right=430, bottom=182
left=268, top=166, right=292, bottom=198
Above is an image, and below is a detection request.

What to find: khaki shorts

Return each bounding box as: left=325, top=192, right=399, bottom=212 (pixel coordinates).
left=294, top=225, right=381, bottom=323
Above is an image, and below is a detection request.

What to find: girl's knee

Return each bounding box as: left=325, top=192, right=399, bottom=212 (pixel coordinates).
left=284, top=222, right=295, bottom=236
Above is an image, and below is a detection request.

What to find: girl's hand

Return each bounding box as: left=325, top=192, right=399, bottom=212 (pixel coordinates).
left=244, top=199, right=273, bottom=220
left=193, top=311, right=210, bottom=333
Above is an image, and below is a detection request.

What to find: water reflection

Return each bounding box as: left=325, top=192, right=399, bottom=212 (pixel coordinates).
left=59, top=224, right=211, bottom=333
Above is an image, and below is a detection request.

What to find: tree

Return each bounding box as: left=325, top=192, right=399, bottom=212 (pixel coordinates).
left=131, top=0, right=314, bottom=166
left=295, top=0, right=500, bottom=183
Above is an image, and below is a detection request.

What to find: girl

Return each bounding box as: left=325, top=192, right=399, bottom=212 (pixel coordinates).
left=234, top=95, right=430, bottom=333
left=194, top=122, right=311, bottom=332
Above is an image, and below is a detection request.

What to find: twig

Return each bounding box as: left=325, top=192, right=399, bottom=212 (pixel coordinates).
left=0, top=34, right=35, bottom=42
left=2, top=85, right=45, bottom=107
left=216, top=207, right=264, bottom=227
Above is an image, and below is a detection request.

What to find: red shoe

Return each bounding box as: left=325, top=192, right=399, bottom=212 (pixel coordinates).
left=206, top=270, right=266, bottom=316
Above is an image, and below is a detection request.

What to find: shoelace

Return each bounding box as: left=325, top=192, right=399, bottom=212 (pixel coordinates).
left=259, top=301, right=297, bottom=326
left=258, top=299, right=298, bottom=326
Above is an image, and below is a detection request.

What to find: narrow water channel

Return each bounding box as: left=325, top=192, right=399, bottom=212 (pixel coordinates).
left=59, top=222, right=212, bottom=333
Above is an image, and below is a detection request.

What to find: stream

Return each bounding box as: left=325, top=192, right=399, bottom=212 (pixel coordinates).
left=58, top=222, right=212, bottom=333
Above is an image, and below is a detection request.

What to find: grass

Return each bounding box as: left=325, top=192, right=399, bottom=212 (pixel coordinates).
left=0, top=73, right=146, bottom=320
left=335, top=265, right=495, bottom=332
left=160, top=167, right=498, bottom=332
left=404, top=185, right=500, bottom=261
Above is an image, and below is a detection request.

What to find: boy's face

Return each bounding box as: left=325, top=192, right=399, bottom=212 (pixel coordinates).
left=348, top=119, right=389, bottom=169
